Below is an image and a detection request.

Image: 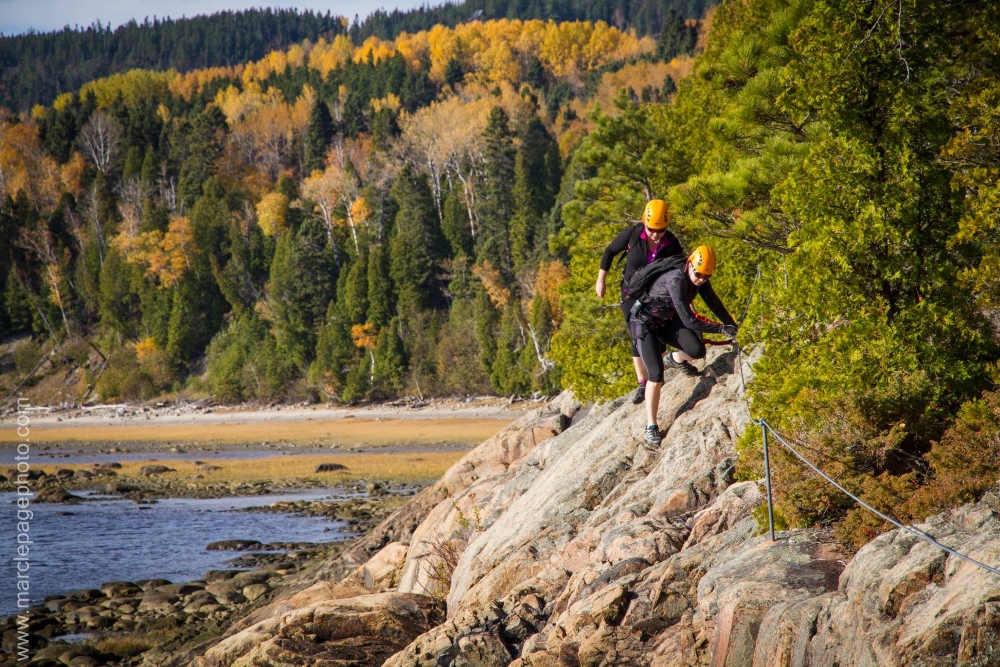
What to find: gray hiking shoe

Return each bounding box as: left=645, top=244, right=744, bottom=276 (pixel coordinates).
left=644, top=425, right=663, bottom=446
left=631, top=385, right=646, bottom=404
left=664, top=353, right=700, bottom=377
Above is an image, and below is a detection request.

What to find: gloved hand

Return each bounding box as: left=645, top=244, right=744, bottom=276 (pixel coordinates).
left=720, top=324, right=738, bottom=338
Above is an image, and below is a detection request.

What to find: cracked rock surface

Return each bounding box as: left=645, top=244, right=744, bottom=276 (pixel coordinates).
left=184, top=347, right=1000, bottom=667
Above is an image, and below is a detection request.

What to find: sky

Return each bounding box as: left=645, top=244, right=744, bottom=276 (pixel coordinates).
left=0, top=1, right=436, bottom=36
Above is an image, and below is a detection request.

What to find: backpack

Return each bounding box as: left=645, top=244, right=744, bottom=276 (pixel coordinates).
left=624, top=254, right=688, bottom=303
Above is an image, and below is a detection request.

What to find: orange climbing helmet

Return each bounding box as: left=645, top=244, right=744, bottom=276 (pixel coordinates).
left=642, top=199, right=669, bottom=230
left=688, top=245, right=716, bottom=276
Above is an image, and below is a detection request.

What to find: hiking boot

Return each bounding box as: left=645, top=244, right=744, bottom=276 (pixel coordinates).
left=644, top=424, right=663, bottom=446
left=631, top=385, right=646, bottom=404
left=664, top=353, right=700, bottom=377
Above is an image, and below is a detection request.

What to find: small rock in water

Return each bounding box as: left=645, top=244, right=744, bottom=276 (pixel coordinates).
left=35, top=486, right=82, bottom=504
left=206, top=539, right=264, bottom=551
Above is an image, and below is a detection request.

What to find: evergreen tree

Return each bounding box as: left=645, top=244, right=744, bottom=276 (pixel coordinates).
left=442, top=189, right=473, bottom=258
left=366, top=243, right=393, bottom=328
left=473, top=284, right=498, bottom=380
left=269, top=217, right=338, bottom=368
left=510, top=117, right=558, bottom=273
left=371, top=316, right=407, bottom=397
left=491, top=307, right=530, bottom=395
left=311, top=301, right=355, bottom=397
left=166, top=280, right=199, bottom=369
left=3, top=271, right=35, bottom=334
left=140, top=146, right=159, bottom=186
left=303, top=100, right=334, bottom=175
left=344, top=252, right=369, bottom=324
left=475, top=106, right=516, bottom=277
left=122, top=146, right=143, bottom=182
left=371, top=108, right=400, bottom=152
left=657, top=8, right=697, bottom=60
left=97, top=246, right=139, bottom=339
left=389, top=166, right=445, bottom=317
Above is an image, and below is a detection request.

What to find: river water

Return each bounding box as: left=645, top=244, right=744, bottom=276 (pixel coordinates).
left=0, top=489, right=344, bottom=617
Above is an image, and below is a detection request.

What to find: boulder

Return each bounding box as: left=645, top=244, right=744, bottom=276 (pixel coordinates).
left=139, top=465, right=174, bottom=476
left=342, top=542, right=409, bottom=592
left=315, top=463, right=349, bottom=472
left=35, top=486, right=82, bottom=503
left=206, top=540, right=263, bottom=551
left=196, top=593, right=445, bottom=667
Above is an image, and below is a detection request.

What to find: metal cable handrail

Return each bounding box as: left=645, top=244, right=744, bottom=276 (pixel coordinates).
left=731, top=271, right=1000, bottom=575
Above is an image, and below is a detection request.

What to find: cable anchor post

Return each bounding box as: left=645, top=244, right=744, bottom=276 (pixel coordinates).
left=762, top=420, right=775, bottom=542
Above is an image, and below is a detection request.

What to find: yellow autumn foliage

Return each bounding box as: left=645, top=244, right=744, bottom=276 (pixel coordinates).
left=226, top=18, right=651, bottom=87
left=473, top=261, right=512, bottom=308
left=135, top=337, right=158, bottom=360
left=79, top=69, right=176, bottom=109
left=115, top=215, right=196, bottom=289
left=534, top=260, right=570, bottom=324
left=256, top=191, right=290, bottom=236
left=351, top=322, right=378, bottom=350
left=169, top=65, right=243, bottom=100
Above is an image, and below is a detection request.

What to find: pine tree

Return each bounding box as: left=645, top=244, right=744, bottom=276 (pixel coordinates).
left=510, top=117, right=558, bottom=273
left=367, top=243, right=393, bottom=328
left=140, top=146, right=159, bottom=186
left=473, top=284, right=498, bottom=381
left=657, top=8, right=697, bottom=61
left=442, top=189, right=473, bottom=258
left=4, top=271, right=35, bottom=334
left=122, top=146, right=143, bottom=181
left=389, top=166, right=445, bottom=317
left=97, top=246, right=139, bottom=339
left=491, top=307, right=530, bottom=395
left=371, top=316, right=406, bottom=397
left=311, top=301, right=355, bottom=397
left=344, top=252, right=369, bottom=324
left=269, top=217, right=338, bottom=368
left=475, top=106, right=516, bottom=277
left=303, top=100, right=334, bottom=175
left=166, top=280, right=199, bottom=370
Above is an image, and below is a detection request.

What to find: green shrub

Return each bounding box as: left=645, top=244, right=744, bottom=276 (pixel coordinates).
left=96, top=343, right=174, bottom=401
left=13, top=339, right=43, bottom=376
left=205, top=313, right=297, bottom=402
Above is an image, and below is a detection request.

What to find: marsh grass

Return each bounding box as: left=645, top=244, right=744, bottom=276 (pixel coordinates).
left=93, top=634, right=160, bottom=658
left=1, top=417, right=505, bottom=446
left=36, top=451, right=466, bottom=485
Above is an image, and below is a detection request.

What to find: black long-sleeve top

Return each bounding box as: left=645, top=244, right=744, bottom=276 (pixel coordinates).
left=647, top=268, right=736, bottom=334
left=600, top=224, right=684, bottom=317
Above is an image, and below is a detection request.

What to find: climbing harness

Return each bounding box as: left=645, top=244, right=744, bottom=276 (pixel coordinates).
left=731, top=269, right=1000, bottom=575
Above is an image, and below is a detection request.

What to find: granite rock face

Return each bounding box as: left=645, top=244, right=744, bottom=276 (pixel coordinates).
left=193, top=346, right=1000, bottom=667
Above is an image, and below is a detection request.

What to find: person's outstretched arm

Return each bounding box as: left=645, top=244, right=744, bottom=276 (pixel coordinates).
left=664, top=272, right=728, bottom=333
left=697, top=281, right=737, bottom=327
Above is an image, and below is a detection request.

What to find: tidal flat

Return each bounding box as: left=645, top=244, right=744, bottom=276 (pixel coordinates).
left=0, top=406, right=517, bottom=666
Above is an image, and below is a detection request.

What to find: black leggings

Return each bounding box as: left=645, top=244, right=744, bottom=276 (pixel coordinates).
left=632, top=319, right=706, bottom=383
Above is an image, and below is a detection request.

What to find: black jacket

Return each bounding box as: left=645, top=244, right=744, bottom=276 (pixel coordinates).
left=599, top=224, right=684, bottom=318
left=646, top=268, right=737, bottom=333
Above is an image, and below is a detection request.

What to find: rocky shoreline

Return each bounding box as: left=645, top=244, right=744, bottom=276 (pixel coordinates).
left=0, top=490, right=409, bottom=667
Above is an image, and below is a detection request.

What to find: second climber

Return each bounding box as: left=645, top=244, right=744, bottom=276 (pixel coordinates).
left=625, top=244, right=738, bottom=446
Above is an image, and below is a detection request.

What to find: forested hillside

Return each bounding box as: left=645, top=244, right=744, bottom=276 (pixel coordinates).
left=0, top=0, right=711, bottom=112
left=5, top=0, right=1000, bottom=548
left=0, top=13, right=699, bottom=407
left=350, top=0, right=712, bottom=41
left=0, top=9, right=346, bottom=111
